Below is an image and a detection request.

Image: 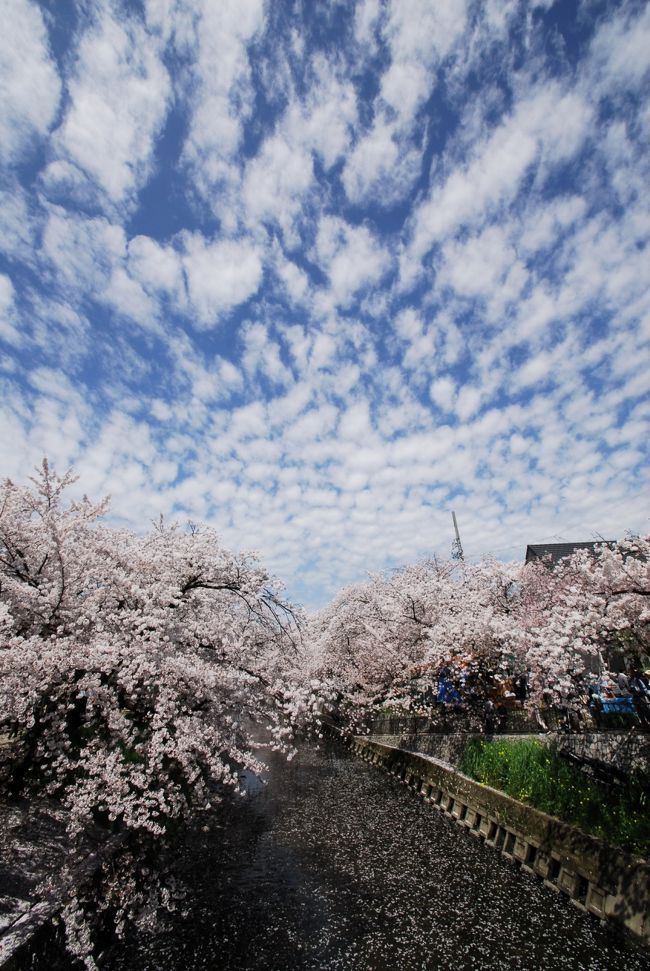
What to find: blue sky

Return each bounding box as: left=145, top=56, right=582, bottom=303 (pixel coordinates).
left=1, top=0, right=649, bottom=608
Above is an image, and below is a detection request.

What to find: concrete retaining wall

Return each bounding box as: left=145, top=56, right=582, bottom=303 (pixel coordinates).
left=365, top=730, right=650, bottom=774
left=368, top=709, right=538, bottom=736
left=349, top=737, right=650, bottom=947
left=364, top=732, right=494, bottom=767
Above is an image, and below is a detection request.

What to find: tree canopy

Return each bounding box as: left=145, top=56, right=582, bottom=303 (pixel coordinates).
left=308, top=537, right=650, bottom=723
left=0, top=460, right=320, bottom=839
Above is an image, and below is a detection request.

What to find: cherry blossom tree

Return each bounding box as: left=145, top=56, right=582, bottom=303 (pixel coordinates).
left=3, top=460, right=647, bottom=964
left=309, top=556, right=525, bottom=724
left=518, top=537, right=650, bottom=706
left=308, top=539, right=650, bottom=726
left=308, top=559, right=454, bottom=722
left=0, top=460, right=319, bottom=964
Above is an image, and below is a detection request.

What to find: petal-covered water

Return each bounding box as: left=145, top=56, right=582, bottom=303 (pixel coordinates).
left=110, top=742, right=648, bottom=970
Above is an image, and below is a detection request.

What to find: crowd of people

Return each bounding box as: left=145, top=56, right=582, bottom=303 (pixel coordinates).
left=586, top=670, right=650, bottom=730
left=431, top=666, right=650, bottom=734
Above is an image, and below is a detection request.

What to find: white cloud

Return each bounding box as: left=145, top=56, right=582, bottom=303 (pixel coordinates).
left=1, top=1, right=648, bottom=609
left=276, top=255, right=309, bottom=304
left=284, top=406, right=338, bottom=446
left=128, top=236, right=184, bottom=297
left=0, top=183, right=38, bottom=261
left=52, top=4, right=170, bottom=206
left=243, top=58, right=357, bottom=240
left=394, top=307, right=423, bottom=342
left=215, top=356, right=244, bottom=393
left=165, top=335, right=232, bottom=406
left=430, top=376, right=456, bottom=412
left=343, top=0, right=467, bottom=206
left=295, top=332, right=337, bottom=374
left=30, top=295, right=88, bottom=362
left=0, top=0, right=61, bottom=164
left=392, top=51, right=433, bottom=107
left=455, top=385, right=482, bottom=421
left=342, top=117, right=421, bottom=206
left=103, top=268, right=158, bottom=330
left=314, top=216, right=391, bottom=308
left=28, top=367, right=82, bottom=403
left=338, top=401, right=373, bottom=441
left=406, top=84, right=593, bottom=276
left=243, top=135, right=313, bottom=239
left=588, top=5, right=650, bottom=94
left=354, top=0, right=381, bottom=47
left=180, top=0, right=265, bottom=206
left=182, top=234, right=264, bottom=327
left=437, top=224, right=528, bottom=318
left=42, top=209, right=127, bottom=291
left=268, top=383, right=312, bottom=428
left=518, top=196, right=587, bottom=255
left=0, top=275, right=21, bottom=346
left=296, top=58, right=358, bottom=170
left=38, top=211, right=183, bottom=336
left=382, top=0, right=467, bottom=123
left=228, top=401, right=267, bottom=440
left=241, top=322, right=292, bottom=387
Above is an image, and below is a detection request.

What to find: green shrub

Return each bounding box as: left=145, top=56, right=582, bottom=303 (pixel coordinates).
left=460, top=738, right=650, bottom=857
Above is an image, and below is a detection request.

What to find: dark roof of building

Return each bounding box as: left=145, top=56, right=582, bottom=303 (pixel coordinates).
left=525, top=541, right=615, bottom=566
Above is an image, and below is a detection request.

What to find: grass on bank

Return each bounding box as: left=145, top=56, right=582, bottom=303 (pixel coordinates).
left=460, top=738, right=650, bottom=857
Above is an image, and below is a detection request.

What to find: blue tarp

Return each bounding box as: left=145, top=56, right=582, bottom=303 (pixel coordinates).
left=593, top=696, right=637, bottom=715
left=437, top=678, right=461, bottom=704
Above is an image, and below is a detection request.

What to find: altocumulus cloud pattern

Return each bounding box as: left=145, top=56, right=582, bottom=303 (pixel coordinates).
left=0, top=0, right=648, bottom=607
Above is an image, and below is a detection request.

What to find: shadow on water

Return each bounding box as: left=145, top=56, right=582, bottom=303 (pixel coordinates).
left=106, top=741, right=647, bottom=971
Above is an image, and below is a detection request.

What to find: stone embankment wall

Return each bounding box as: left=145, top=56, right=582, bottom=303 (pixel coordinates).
left=367, top=709, right=538, bottom=736
left=365, top=727, right=649, bottom=774
left=556, top=731, right=649, bottom=774
left=349, top=737, right=650, bottom=947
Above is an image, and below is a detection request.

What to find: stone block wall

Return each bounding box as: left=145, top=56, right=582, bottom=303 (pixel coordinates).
left=554, top=732, right=649, bottom=775
left=365, top=730, right=649, bottom=774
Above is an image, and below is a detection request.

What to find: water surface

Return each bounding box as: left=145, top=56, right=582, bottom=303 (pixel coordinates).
left=110, top=742, right=648, bottom=970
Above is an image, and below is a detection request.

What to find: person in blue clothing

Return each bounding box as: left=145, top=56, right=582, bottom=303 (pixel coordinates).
left=630, top=670, right=650, bottom=728
left=436, top=668, right=461, bottom=705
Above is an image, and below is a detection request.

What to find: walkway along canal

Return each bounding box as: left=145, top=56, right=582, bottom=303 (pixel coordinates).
left=102, top=740, right=649, bottom=971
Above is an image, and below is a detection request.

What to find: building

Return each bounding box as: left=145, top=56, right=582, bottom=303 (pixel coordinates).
left=524, top=541, right=615, bottom=568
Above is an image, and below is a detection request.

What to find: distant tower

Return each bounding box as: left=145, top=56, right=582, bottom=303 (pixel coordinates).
left=451, top=511, right=464, bottom=561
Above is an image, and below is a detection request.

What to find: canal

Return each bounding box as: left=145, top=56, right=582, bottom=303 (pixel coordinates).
left=108, top=741, right=647, bottom=971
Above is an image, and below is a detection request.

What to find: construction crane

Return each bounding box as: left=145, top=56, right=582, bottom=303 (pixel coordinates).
left=451, top=510, right=464, bottom=561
